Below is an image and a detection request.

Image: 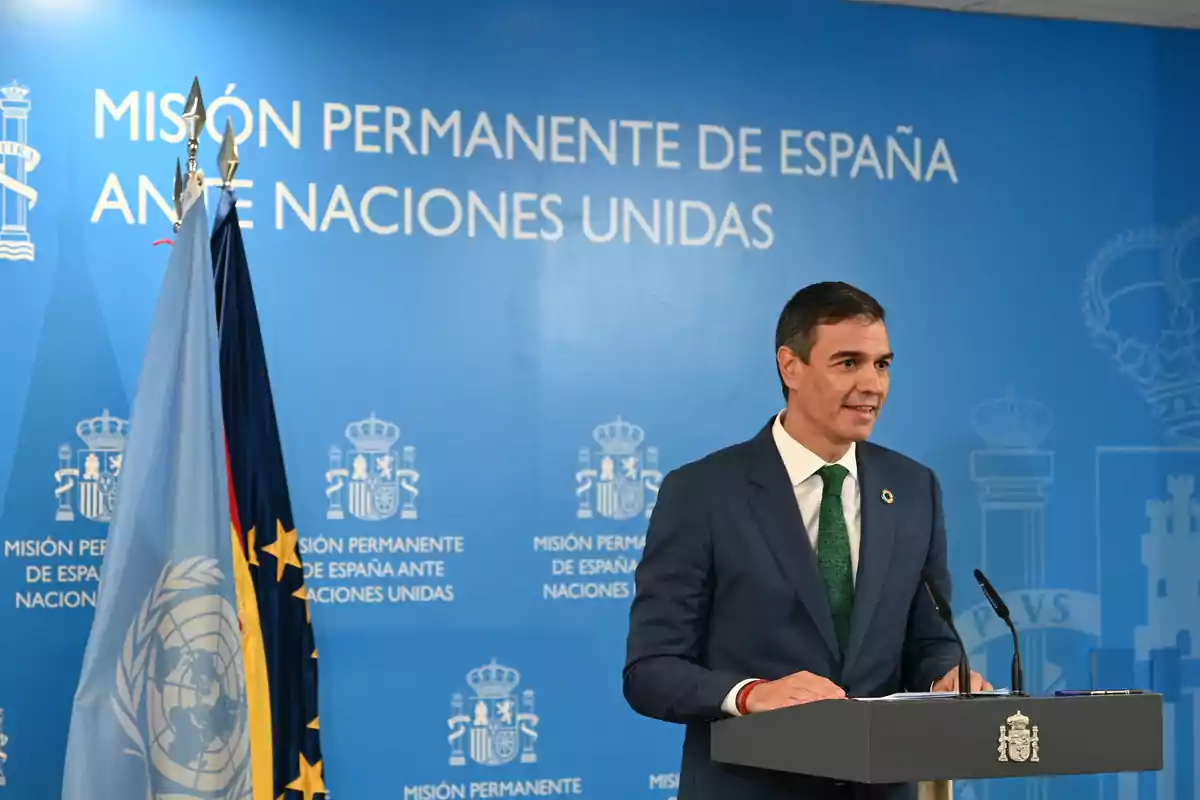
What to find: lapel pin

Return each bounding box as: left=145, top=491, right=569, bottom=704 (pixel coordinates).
left=881, top=489, right=894, bottom=504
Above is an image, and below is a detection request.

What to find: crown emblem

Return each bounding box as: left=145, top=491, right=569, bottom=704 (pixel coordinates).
left=345, top=412, right=401, bottom=453
left=1006, top=711, right=1030, bottom=730
left=1083, top=218, right=1200, bottom=443
left=1, top=81, right=29, bottom=102
left=76, top=409, right=128, bottom=451
left=466, top=658, right=521, bottom=699
left=971, top=388, right=1051, bottom=449
left=592, top=415, right=645, bottom=456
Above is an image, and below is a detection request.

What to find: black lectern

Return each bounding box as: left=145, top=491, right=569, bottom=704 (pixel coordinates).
left=711, top=693, right=1162, bottom=798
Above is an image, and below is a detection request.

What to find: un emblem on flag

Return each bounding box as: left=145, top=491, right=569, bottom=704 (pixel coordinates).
left=113, top=558, right=250, bottom=799
left=325, top=412, right=420, bottom=522
left=448, top=659, right=540, bottom=768
left=53, top=409, right=128, bottom=524
left=575, top=416, right=663, bottom=521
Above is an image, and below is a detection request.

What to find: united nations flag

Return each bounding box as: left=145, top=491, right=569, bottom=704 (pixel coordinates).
left=61, top=170, right=251, bottom=800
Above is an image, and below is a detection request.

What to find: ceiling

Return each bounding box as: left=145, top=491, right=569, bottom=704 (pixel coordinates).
left=842, top=0, right=1200, bottom=28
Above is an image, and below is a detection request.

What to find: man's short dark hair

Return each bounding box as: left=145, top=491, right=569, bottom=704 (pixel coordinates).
left=775, top=281, right=886, bottom=400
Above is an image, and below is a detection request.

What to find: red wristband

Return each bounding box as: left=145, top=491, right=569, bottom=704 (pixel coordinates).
left=736, top=679, right=766, bottom=715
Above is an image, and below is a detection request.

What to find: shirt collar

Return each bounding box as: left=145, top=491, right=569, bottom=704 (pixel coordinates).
left=771, top=410, right=858, bottom=487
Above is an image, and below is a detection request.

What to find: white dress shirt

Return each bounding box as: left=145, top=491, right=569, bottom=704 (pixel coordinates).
left=720, top=411, right=861, bottom=716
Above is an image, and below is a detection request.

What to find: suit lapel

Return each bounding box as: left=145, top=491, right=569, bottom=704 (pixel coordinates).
left=745, top=423, right=840, bottom=659
left=845, top=443, right=896, bottom=671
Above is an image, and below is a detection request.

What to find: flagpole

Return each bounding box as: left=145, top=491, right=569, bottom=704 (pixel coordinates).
left=174, top=77, right=206, bottom=233
left=218, top=117, right=239, bottom=189
left=182, top=76, right=205, bottom=183
left=171, top=158, right=183, bottom=233
left=214, top=120, right=239, bottom=334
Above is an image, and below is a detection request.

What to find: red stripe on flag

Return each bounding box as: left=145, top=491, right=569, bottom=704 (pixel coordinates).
left=224, top=433, right=245, bottom=548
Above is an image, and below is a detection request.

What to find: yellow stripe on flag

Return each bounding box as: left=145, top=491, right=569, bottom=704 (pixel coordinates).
left=232, top=523, right=274, bottom=800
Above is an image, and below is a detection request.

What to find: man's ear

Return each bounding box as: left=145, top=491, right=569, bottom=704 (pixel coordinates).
left=778, top=346, right=802, bottom=393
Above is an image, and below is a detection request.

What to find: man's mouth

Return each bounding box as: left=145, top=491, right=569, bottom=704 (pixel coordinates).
left=844, top=404, right=877, bottom=416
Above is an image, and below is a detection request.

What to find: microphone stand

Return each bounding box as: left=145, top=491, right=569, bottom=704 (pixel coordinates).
left=945, top=611, right=971, bottom=699
left=922, top=572, right=973, bottom=698
left=1006, top=614, right=1025, bottom=696
left=973, top=568, right=1025, bottom=696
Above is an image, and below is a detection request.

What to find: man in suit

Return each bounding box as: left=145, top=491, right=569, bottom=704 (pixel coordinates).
left=623, top=281, right=990, bottom=799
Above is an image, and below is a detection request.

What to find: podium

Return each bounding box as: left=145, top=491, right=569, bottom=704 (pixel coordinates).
left=710, top=692, right=1163, bottom=798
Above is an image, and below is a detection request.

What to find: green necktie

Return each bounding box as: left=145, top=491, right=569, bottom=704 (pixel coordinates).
left=816, top=464, right=853, bottom=652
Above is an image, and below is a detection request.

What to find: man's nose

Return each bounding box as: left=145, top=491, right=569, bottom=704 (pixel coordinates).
left=856, top=367, right=883, bottom=394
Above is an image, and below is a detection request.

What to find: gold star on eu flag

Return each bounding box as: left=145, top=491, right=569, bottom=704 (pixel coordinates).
left=262, top=519, right=302, bottom=582
left=286, top=754, right=327, bottom=800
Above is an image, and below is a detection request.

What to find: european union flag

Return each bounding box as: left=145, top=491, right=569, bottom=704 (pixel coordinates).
left=212, top=188, right=327, bottom=800
left=61, top=180, right=251, bottom=799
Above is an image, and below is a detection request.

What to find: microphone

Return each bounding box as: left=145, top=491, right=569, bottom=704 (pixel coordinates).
left=921, top=568, right=972, bottom=697
left=974, top=568, right=1025, bottom=696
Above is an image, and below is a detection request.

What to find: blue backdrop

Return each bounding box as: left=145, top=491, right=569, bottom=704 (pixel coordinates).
left=1, top=1, right=1198, bottom=799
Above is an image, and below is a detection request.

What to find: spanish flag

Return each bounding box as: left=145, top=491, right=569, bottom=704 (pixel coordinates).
left=213, top=187, right=327, bottom=800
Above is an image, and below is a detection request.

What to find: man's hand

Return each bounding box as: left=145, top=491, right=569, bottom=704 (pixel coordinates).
left=744, top=671, right=846, bottom=713
left=931, top=667, right=992, bottom=693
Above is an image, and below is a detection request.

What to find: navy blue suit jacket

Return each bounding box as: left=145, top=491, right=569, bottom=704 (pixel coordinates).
left=623, top=419, right=962, bottom=800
